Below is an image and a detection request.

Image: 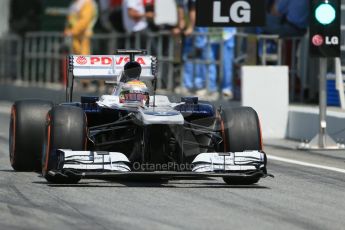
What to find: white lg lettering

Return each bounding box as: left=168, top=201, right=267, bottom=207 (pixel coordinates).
left=325, top=36, right=339, bottom=45
left=213, top=1, right=251, bottom=23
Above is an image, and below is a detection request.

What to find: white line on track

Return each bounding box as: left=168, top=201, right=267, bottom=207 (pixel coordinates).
left=268, top=155, right=345, bottom=174
left=0, top=108, right=11, bottom=114
left=0, top=102, right=12, bottom=114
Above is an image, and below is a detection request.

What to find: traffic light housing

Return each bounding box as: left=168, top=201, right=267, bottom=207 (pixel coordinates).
left=310, top=0, right=340, bottom=57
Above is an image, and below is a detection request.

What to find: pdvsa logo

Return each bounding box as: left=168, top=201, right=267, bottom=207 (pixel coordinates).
left=74, top=56, right=147, bottom=66
left=76, top=56, right=87, bottom=65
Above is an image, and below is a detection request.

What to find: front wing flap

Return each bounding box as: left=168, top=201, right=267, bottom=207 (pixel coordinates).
left=50, top=150, right=272, bottom=180
left=56, top=149, right=131, bottom=172
left=191, top=151, right=266, bottom=173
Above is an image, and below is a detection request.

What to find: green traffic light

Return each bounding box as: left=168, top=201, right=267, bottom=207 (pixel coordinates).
left=315, top=3, right=336, bottom=25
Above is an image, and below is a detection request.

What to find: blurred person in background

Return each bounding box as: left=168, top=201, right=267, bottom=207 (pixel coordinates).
left=143, top=0, right=157, bottom=32
left=243, top=0, right=309, bottom=68
left=8, top=0, right=42, bottom=80
left=175, top=0, right=235, bottom=100
left=174, top=0, right=208, bottom=96
left=142, top=0, right=179, bottom=89
left=198, top=27, right=236, bottom=100
left=97, top=0, right=125, bottom=52
left=9, top=0, right=42, bottom=36
left=260, top=0, right=309, bottom=37
left=260, top=0, right=309, bottom=100
left=122, top=0, right=153, bottom=48
left=98, top=0, right=124, bottom=32
left=65, top=0, right=98, bottom=90
left=64, top=0, right=98, bottom=55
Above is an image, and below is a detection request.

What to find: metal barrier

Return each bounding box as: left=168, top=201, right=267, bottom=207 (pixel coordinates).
left=0, top=31, right=178, bottom=89
left=0, top=31, right=306, bottom=102
left=23, top=32, right=68, bottom=84
left=0, top=34, right=22, bottom=82
left=178, top=30, right=225, bottom=93
left=176, top=31, right=286, bottom=95
left=235, top=32, right=283, bottom=65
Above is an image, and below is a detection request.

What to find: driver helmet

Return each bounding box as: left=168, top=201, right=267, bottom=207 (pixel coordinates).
left=119, top=80, right=150, bottom=107
left=121, top=61, right=142, bottom=82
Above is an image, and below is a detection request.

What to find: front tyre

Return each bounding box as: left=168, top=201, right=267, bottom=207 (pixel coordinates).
left=42, top=105, right=87, bottom=184
left=9, top=100, right=53, bottom=171
left=219, top=107, right=263, bottom=185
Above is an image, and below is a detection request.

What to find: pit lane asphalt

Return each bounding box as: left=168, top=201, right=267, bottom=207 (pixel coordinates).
left=0, top=101, right=345, bottom=230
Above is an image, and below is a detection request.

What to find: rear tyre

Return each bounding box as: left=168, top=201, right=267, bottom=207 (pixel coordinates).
left=219, top=107, right=263, bottom=185
left=9, top=100, right=53, bottom=171
left=42, top=105, right=87, bottom=184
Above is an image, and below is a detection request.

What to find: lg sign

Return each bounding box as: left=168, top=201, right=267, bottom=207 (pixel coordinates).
left=311, top=35, right=339, bottom=47
left=309, top=0, right=340, bottom=57
left=325, top=36, right=339, bottom=45
left=196, top=0, right=265, bottom=27
left=213, top=1, right=250, bottom=23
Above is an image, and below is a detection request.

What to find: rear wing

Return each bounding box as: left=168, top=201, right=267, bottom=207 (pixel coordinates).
left=66, top=50, right=156, bottom=102
left=69, top=55, right=154, bottom=80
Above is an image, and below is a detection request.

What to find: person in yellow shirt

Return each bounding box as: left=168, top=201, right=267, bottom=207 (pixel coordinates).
left=64, top=0, right=98, bottom=55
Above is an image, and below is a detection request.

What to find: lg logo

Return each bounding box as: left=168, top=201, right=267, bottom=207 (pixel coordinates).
left=312, top=34, right=339, bottom=46
left=213, top=1, right=251, bottom=23
left=196, top=0, right=265, bottom=27
left=325, top=36, right=339, bottom=45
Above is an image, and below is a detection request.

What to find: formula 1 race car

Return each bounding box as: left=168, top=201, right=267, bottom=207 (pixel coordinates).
left=9, top=49, right=272, bottom=185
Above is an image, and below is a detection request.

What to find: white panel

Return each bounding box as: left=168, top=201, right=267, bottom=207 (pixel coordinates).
left=0, top=0, right=10, bottom=36
left=241, top=66, right=289, bottom=139
left=154, top=0, right=178, bottom=26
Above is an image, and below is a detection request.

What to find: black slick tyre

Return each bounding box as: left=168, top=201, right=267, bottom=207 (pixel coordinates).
left=219, top=107, right=263, bottom=185
left=42, top=105, right=87, bottom=184
left=9, top=100, right=53, bottom=171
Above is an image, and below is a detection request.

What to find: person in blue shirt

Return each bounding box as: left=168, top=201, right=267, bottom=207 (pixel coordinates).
left=261, top=0, right=309, bottom=37
left=174, top=0, right=235, bottom=100
left=174, top=0, right=206, bottom=95
left=197, top=27, right=236, bottom=99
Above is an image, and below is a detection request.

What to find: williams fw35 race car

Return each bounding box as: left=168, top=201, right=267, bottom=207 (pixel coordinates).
left=9, top=50, right=272, bottom=185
